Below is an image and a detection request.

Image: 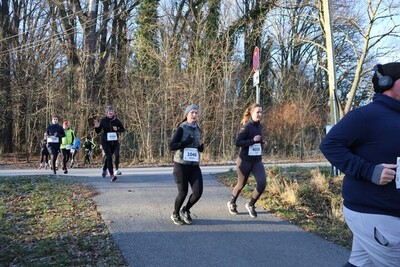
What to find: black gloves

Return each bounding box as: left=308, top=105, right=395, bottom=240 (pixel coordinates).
left=180, top=135, right=204, bottom=151
left=180, top=135, right=193, bottom=147
left=198, top=143, right=204, bottom=152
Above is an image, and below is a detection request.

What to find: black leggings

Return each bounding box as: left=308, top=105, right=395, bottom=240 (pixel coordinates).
left=40, top=150, right=49, bottom=164
left=114, top=142, right=120, bottom=169
left=47, top=144, right=60, bottom=172
left=173, top=162, right=203, bottom=214
left=232, top=158, right=266, bottom=204
left=61, top=149, right=70, bottom=169
left=102, top=141, right=118, bottom=176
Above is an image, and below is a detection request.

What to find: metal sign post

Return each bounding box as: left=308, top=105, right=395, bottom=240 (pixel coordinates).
left=252, top=46, right=260, bottom=104
left=253, top=70, right=260, bottom=103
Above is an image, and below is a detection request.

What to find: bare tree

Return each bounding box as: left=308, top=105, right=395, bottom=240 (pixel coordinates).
left=340, top=0, right=400, bottom=114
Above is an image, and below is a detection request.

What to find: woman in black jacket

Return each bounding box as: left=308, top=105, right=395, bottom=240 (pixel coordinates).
left=169, top=104, right=204, bottom=225
left=227, top=103, right=266, bottom=218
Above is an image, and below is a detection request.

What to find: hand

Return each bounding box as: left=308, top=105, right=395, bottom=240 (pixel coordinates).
left=198, top=143, right=204, bottom=152
left=253, top=135, right=262, bottom=142
left=380, top=163, right=397, bottom=185
left=112, top=126, right=118, bottom=131
left=94, top=119, right=100, bottom=127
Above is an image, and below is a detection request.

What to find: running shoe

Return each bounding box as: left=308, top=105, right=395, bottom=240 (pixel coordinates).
left=180, top=206, right=192, bottom=225
left=170, top=213, right=184, bottom=225
left=102, top=171, right=107, bottom=178
left=111, top=175, right=117, bottom=182
left=64, top=168, right=68, bottom=174
left=115, top=169, right=122, bottom=175
left=245, top=203, right=257, bottom=218
left=227, top=201, right=238, bottom=215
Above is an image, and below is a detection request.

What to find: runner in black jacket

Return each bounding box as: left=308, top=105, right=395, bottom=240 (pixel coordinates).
left=169, top=104, right=204, bottom=225
left=39, top=132, right=49, bottom=169
left=46, top=116, right=65, bottom=174
left=94, top=106, right=125, bottom=182
left=227, top=103, right=266, bottom=218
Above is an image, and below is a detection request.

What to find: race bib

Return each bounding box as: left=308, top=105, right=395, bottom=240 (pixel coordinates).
left=66, top=144, right=72, bottom=150
left=47, top=136, right=59, bottom=143
left=107, top=132, right=118, bottom=141
left=248, top=143, right=262, bottom=156
left=183, top=148, right=199, bottom=162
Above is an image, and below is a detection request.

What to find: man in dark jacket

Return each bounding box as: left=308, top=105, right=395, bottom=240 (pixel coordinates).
left=320, top=62, right=400, bottom=267
left=46, top=116, right=65, bottom=174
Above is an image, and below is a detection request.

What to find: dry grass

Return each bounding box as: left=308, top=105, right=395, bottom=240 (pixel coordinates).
left=215, top=166, right=352, bottom=249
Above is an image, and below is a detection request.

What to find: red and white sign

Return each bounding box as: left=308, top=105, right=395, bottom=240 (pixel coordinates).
left=252, top=46, right=260, bottom=72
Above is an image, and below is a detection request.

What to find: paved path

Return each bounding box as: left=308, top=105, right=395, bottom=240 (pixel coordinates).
left=0, top=165, right=349, bottom=267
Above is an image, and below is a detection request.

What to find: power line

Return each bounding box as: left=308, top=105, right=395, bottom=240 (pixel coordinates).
left=0, top=3, right=130, bottom=58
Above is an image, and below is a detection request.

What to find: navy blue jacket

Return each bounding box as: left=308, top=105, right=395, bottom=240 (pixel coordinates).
left=320, top=94, right=400, bottom=217
left=46, top=124, right=65, bottom=145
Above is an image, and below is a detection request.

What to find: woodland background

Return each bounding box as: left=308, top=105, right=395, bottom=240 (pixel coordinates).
left=0, top=0, right=399, bottom=163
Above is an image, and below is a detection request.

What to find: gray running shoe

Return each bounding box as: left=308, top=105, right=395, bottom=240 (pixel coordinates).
left=115, top=169, right=122, bottom=175
left=245, top=203, right=257, bottom=218
left=180, top=206, right=192, bottom=225
left=171, top=213, right=184, bottom=225
left=227, top=201, right=238, bottom=215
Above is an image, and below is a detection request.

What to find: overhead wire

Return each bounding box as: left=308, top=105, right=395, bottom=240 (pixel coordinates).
left=0, top=3, right=131, bottom=58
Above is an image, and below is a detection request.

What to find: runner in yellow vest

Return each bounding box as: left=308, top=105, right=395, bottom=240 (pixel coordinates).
left=61, top=121, right=75, bottom=174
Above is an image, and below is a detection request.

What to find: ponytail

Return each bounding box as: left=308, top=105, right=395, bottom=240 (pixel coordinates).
left=175, top=117, right=187, bottom=128
left=240, top=103, right=261, bottom=125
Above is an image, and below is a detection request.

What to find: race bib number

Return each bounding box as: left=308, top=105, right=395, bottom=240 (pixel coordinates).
left=183, top=148, right=199, bottom=162
left=248, top=143, right=262, bottom=156
left=47, top=136, right=59, bottom=143
left=66, top=144, right=72, bottom=150
left=107, top=132, right=118, bottom=141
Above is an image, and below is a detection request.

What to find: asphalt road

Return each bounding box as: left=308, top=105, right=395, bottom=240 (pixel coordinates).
left=0, top=164, right=350, bottom=267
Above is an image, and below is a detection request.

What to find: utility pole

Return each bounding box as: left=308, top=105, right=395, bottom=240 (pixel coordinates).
left=322, top=0, right=340, bottom=175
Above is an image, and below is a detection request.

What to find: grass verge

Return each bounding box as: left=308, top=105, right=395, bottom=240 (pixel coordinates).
left=215, top=165, right=352, bottom=249
left=0, top=175, right=127, bottom=266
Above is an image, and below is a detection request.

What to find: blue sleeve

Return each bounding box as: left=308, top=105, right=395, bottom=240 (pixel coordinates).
left=319, top=110, right=375, bottom=181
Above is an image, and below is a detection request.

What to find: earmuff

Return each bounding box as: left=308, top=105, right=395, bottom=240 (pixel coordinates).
left=374, top=64, right=393, bottom=91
